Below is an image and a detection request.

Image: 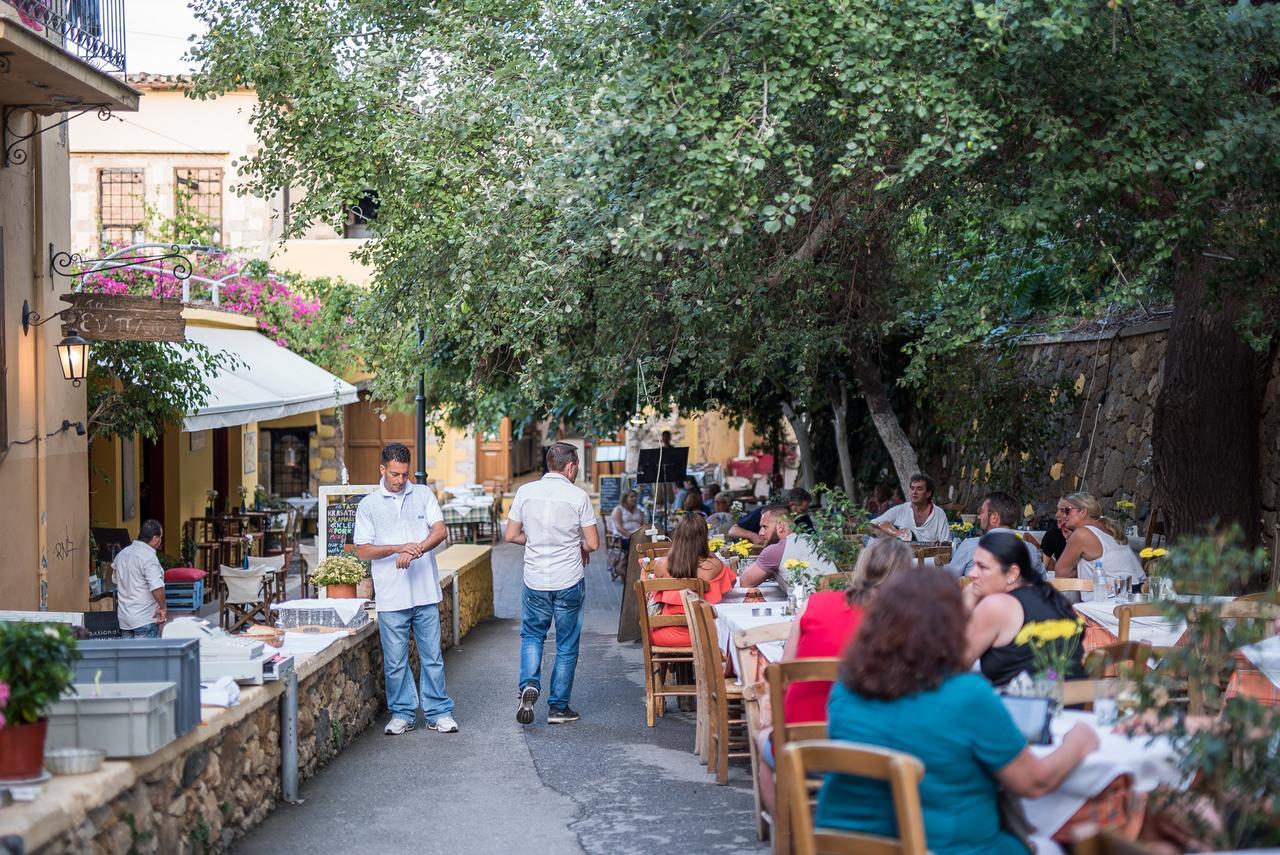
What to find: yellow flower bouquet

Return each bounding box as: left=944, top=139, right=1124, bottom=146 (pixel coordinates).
left=1013, top=618, right=1085, bottom=684
left=728, top=539, right=752, bottom=558
left=708, top=537, right=725, bottom=554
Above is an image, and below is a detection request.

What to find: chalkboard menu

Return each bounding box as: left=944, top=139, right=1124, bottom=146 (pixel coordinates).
left=320, top=485, right=377, bottom=558
left=599, top=475, right=624, bottom=515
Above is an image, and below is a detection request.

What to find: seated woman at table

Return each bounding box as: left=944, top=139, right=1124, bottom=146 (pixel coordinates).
left=610, top=490, right=646, bottom=547
left=648, top=514, right=737, bottom=647
left=756, top=538, right=913, bottom=815
left=1053, top=492, right=1145, bottom=586
left=964, top=531, right=1085, bottom=687
left=705, top=494, right=734, bottom=535
left=817, top=567, right=1099, bottom=855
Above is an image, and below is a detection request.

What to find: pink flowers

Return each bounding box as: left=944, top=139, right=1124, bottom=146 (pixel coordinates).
left=0, top=680, right=8, bottom=730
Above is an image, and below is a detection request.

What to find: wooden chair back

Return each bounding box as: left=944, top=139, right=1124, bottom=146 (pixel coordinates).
left=638, top=541, right=672, bottom=564
left=779, top=740, right=926, bottom=855
left=911, top=544, right=951, bottom=568
left=731, top=621, right=792, bottom=841
left=691, top=598, right=749, bottom=785
left=1051, top=577, right=1094, bottom=593
left=766, top=659, right=839, bottom=763
left=1084, top=641, right=1152, bottom=678
left=1112, top=603, right=1165, bottom=644
left=634, top=576, right=706, bottom=727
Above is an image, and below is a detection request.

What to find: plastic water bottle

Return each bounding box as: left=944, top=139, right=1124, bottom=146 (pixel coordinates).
left=1090, top=559, right=1105, bottom=601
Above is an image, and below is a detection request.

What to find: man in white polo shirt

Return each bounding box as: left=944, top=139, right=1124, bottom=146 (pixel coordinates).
left=354, top=442, right=457, bottom=736
left=505, top=442, right=599, bottom=725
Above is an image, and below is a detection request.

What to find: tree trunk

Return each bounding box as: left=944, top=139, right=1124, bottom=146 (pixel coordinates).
left=782, top=400, right=816, bottom=492
left=1152, top=251, right=1261, bottom=543
left=829, top=380, right=856, bottom=497
left=851, top=353, right=920, bottom=496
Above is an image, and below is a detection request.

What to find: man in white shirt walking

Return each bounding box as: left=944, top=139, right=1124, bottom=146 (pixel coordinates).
left=871, top=473, right=950, bottom=542
left=505, top=442, right=599, bottom=725
left=112, top=519, right=167, bottom=638
left=354, top=442, right=457, bottom=736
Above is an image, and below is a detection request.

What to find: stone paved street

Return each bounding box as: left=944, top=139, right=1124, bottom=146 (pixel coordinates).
left=233, top=543, right=766, bottom=855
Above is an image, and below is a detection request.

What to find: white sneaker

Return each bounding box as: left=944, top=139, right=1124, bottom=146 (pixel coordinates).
left=428, top=714, right=459, bottom=733
left=384, top=717, right=415, bottom=736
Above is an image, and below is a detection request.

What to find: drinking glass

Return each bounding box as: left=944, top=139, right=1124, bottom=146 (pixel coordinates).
left=1094, top=680, right=1119, bottom=726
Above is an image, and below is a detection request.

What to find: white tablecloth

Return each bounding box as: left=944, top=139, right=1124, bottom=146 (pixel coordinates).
left=1239, top=636, right=1280, bottom=689
left=1023, top=711, right=1182, bottom=835
left=1074, top=601, right=1187, bottom=648
left=714, top=602, right=794, bottom=683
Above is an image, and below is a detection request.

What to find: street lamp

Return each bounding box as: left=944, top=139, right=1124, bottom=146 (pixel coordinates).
left=55, top=331, right=91, bottom=386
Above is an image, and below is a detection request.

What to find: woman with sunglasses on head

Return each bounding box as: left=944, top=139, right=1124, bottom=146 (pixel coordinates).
left=1052, top=492, right=1144, bottom=587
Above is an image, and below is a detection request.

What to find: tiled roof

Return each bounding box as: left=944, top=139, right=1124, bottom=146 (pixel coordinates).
left=126, top=73, right=253, bottom=91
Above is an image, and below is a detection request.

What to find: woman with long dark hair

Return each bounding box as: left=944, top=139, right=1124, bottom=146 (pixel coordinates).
left=817, top=568, right=1098, bottom=853
left=964, top=531, right=1085, bottom=687
left=648, top=514, right=736, bottom=647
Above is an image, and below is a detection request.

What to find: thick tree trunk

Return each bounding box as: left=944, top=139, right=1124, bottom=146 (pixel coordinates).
left=829, top=380, right=856, bottom=497
left=782, top=401, right=816, bottom=492
left=1152, top=252, right=1261, bottom=542
left=851, top=354, right=920, bottom=497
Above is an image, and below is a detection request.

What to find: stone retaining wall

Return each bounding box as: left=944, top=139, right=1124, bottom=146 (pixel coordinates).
left=29, top=626, right=383, bottom=855
left=936, top=318, right=1280, bottom=542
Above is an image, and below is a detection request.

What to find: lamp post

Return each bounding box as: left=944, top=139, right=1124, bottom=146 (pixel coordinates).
left=415, top=324, right=427, bottom=484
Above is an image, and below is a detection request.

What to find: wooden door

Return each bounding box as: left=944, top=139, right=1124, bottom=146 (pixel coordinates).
left=475, top=417, right=512, bottom=484
left=344, top=393, right=418, bottom=483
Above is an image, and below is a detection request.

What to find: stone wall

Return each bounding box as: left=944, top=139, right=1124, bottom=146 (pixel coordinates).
left=31, top=627, right=384, bottom=855
left=310, top=410, right=345, bottom=492
left=937, top=317, right=1280, bottom=542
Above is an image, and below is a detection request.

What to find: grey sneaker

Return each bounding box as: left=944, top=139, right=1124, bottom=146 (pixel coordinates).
left=428, top=714, right=459, bottom=733
left=516, top=685, right=539, bottom=725
left=547, top=706, right=580, bottom=724
left=384, top=717, right=415, bottom=735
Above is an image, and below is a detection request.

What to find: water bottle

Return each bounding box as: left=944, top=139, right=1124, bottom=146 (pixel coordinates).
left=1090, top=559, right=1105, bottom=601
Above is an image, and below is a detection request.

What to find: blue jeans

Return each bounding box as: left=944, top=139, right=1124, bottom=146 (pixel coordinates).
left=378, top=604, right=454, bottom=723
left=122, top=623, right=160, bottom=638
left=519, top=580, right=585, bottom=709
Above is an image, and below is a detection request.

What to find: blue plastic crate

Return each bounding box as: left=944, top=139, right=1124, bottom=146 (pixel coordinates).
left=165, top=580, right=204, bottom=612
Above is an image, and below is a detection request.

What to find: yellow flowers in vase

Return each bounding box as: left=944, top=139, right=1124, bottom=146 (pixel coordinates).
left=1014, top=618, right=1085, bottom=685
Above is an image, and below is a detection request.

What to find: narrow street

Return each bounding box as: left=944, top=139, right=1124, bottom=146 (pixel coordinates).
left=233, top=545, right=767, bottom=855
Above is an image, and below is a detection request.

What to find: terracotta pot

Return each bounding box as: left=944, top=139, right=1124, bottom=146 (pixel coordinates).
left=0, top=719, right=48, bottom=780
left=325, top=583, right=357, bottom=599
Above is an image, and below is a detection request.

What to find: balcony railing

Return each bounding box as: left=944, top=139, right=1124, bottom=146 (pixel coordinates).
left=3, top=0, right=125, bottom=73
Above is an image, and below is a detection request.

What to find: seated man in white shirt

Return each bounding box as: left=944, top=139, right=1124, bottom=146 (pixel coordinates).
left=944, top=491, right=1045, bottom=578
left=870, top=473, right=950, bottom=542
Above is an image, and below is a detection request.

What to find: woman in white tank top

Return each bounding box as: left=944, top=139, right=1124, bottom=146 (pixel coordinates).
left=1054, top=492, right=1146, bottom=582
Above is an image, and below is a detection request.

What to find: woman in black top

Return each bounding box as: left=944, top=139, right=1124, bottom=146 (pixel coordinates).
left=962, top=531, right=1084, bottom=687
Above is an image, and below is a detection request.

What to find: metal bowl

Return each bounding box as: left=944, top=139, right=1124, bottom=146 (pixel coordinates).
left=44, top=747, right=105, bottom=775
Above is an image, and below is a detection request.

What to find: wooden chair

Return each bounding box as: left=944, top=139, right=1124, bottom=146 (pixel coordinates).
left=766, top=659, right=839, bottom=854
left=1051, top=577, right=1095, bottom=594
left=1062, top=678, right=1118, bottom=709
left=912, top=544, right=951, bottom=569
left=778, top=740, right=927, bottom=855
left=689, top=598, right=750, bottom=785
left=637, top=540, right=672, bottom=565
left=218, top=563, right=274, bottom=632
left=1084, top=641, right=1152, bottom=678
left=732, top=622, right=792, bottom=841
left=249, top=553, right=289, bottom=602
left=635, top=577, right=706, bottom=727
left=1113, top=603, right=1167, bottom=645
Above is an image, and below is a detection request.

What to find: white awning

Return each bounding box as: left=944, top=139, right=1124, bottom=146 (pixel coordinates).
left=181, top=325, right=359, bottom=432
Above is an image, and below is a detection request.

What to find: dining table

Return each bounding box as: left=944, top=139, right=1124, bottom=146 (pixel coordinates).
left=1074, top=595, right=1235, bottom=652
left=713, top=594, right=793, bottom=685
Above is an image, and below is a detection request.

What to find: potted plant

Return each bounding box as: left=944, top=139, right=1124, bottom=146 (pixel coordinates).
left=310, top=554, right=368, bottom=599
left=0, top=622, right=78, bottom=779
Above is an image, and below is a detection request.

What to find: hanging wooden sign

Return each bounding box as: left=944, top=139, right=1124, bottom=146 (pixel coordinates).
left=58, top=293, right=186, bottom=342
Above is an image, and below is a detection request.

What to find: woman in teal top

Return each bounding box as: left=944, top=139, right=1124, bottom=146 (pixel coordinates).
left=814, top=568, right=1098, bottom=854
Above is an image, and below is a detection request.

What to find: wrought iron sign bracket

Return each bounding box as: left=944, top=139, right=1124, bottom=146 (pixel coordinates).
left=48, top=242, right=195, bottom=286
left=3, top=104, right=113, bottom=168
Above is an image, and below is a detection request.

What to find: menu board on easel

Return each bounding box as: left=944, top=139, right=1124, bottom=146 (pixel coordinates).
left=320, top=485, right=377, bottom=558
left=599, top=475, right=624, bottom=515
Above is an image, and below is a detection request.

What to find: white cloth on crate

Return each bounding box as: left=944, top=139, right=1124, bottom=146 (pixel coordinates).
left=1080, top=525, right=1147, bottom=583
left=945, top=528, right=1046, bottom=578
left=509, top=472, right=597, bottom=592
left=1239, top=636, right=1280, bottom=689
left=275, top=598, right=368, bottom=625
left=111, top=540, right=166, bottom=630
left=353, top=480, right=446, bottom=611
left=871, top=502, right=950, bottom=543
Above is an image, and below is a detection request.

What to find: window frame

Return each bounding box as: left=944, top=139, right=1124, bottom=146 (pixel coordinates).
left=173, top=166, right=225, bottom=245
left=97, top=167, right=146, bottom=249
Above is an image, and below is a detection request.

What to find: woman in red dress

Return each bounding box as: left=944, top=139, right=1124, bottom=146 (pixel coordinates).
left=648, top=514, right=736, bottom=648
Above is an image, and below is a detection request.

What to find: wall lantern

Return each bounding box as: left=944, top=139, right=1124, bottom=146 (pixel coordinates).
left=56, top=331, right=91, bottom=386
left=21, top=300, right=91, bottom=386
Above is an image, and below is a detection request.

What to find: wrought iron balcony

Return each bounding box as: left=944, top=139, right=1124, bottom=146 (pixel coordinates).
left=1, top=0, right=125, bottom=73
